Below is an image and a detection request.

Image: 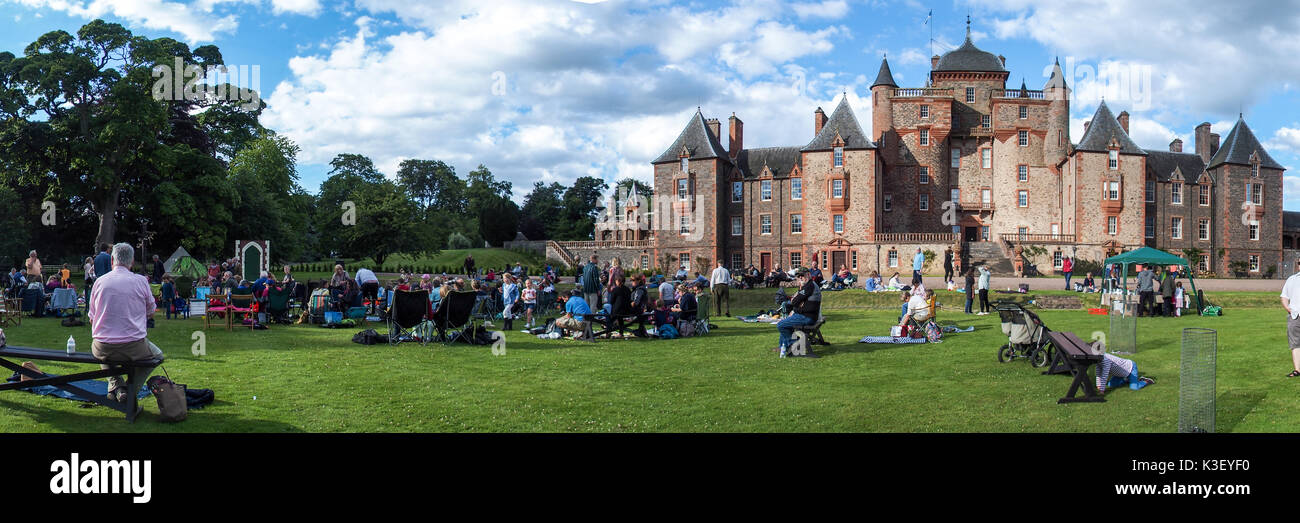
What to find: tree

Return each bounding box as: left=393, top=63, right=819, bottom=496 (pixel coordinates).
left=343, top=180, right=428, bottom=266
left=519, top=181, right=564, bottom=240
left=464, top=164, right=518, bottom=245
left=556, top=176, right=608, bottom=240
left=0, top=186, right=31, bottom=268
left=397, top=159, right=461, bottom=211
left=614, top=178, right=653, bottom=201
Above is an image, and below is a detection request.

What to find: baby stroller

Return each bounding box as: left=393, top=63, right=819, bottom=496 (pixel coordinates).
left=995, top=301, right=1053, bottom=367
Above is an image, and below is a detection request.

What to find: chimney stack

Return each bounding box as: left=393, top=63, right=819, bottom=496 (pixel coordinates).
left=728, top=113, right=743, bottom=158
left=1170, top=138, right=1183, bottom=153
left=705, top=118, right=721, bottom=141
left=1083, top=119, right=1091, bottom=135
left=814, top=107, right=828, bottom=136
left=1210, top=133, right=1220, bottom=158
left=931, top=55, right=940, bottom=70
left=1117, top=111, right=1130, bottom=134
left=1195, top=122, right=1212, bottom=163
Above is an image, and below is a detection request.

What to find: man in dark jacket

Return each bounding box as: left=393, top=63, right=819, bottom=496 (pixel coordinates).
left=581, top=254, right=601, bottom=309
left=151, top=255, right=165, bottom=284
left=775, top=268, right=821, bottom=358
left=1159, top=269, right=1177, bottom=316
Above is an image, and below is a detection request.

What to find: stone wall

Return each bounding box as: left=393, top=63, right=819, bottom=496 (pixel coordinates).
left=503, top=240, right=546, bottom=255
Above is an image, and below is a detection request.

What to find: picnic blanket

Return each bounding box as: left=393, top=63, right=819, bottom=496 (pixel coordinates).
left=5, top=372, right=152, bottom=402
left=858, top=336, right=928, bottom=344
left=941, top=325, right=974, bottom=333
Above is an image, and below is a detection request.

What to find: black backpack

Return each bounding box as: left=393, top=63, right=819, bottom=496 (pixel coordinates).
left=351, top=329, right=388, bottom=345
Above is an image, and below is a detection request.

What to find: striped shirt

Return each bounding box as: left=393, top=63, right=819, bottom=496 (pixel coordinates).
left=1096, top=353, right=1135, bottom=392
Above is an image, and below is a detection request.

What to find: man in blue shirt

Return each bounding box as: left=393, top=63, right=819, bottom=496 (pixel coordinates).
left=555, top=289, right=591, bottom=335
left=93, top=244, right=112, bottom=283
left=911, top=248, right=925, bottom=286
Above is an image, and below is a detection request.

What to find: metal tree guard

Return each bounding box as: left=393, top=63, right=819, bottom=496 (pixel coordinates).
left=1178, top=327, right=1217, bottom=433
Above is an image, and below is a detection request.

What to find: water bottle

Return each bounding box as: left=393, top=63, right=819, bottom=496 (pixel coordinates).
left=66, top=335, right=75, bottom=354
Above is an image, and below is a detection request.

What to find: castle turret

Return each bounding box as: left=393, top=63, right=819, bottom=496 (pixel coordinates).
left=870, top=57, right=896, bottom=161
left=1043, top=57, right=1071, bottom=165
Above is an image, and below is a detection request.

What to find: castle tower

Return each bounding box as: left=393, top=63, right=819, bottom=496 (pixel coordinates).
left=1043, top=57, right=1071, bottom=166
left=870, top=56, right=897, bottom=164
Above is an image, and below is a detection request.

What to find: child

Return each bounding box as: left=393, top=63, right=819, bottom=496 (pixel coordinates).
left=1173, top=281, right=1185, bottom=317
left=1096, top=353, right=1155, bottom=393
left=521, top=280, right=537, bottom=328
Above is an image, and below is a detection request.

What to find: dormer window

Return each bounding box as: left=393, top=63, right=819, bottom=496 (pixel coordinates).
left=834, top=146, right=844, bottom=167
left=761, top=180, right=772, bottom=201
left=1108, top=150, right=1118, bottom=169
left=680, top=157, right=689, bottom=173
left=1252, top=161, right=1260, bottom=177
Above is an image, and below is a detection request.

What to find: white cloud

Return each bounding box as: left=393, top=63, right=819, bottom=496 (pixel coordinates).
left=976, top=0, right=1300, bottom=118
left=1268, top=127, right=1300, bottom=153
left=791, top=0, right=848, bottom=19
left=270, top=0, right=318, bottom=15
left=11, top=0, right=240, bottom=42
left=266, top=0, right=854, bottom=196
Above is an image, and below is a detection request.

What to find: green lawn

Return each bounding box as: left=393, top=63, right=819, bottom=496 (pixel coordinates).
left=0, top=289, right=1291, bottom=432
left=293, top=248, right=552, bottom=281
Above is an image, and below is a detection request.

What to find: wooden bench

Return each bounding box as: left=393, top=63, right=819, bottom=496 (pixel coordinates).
left=1044, top=331, right=1104, bottom=404
left=0, top=345, right=163, bottom=422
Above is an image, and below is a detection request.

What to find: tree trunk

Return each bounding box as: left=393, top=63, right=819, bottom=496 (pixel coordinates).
left=95, top=188, right=120, bottom=254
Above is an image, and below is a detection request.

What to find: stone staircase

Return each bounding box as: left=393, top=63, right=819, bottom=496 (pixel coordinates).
left=964, top=241, right=1015, bottom=274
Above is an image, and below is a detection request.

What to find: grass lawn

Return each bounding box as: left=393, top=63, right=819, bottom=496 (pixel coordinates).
left=0, top=288, right=1291, bottom=432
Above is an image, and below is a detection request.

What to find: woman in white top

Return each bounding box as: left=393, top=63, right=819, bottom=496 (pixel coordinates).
left=887, top=273, right=901, bottom=289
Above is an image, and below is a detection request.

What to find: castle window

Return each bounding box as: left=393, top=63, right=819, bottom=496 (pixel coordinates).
left=888, top=250, right=898, bottom=267
left=681, top=157, right=689, bottom=173
left=760, top=214, right=772, bottom=235
left=731, top=253, right=743, bottom=271
left=832, top=179, right=843, bottom=198
left=1145, top=215, right=1155, bottom=238
left=1107, top=216, right=1118, bottom=235
left=791, top=179, right=802, bottom=200
left=1108, top=150, right=1118, bottom=169
left=833, top=215, right=844, bottom=234
left=1145, top=181, right=1154, bottom=203
left=1171, top=182, right=1183, bottom=205
left=1199, top=184, right=1210, bottom=206
left=851, top=250, right=858, bottom=270
left=761, top=180, right=772, bottom=201
left=1171, top=217, right=1182, bottom=239
left=1106, top=181, right=1120, bottom=200
left=732, top=181, right=742, bottom=202
left=790, top=252, right=802, bottom=268
left=920, top=129, right=930, bottom=146
left=1058, top=130, right=1064, bottom=146
left=1249, top=221, right=1259, bottom=241
left=1250, top=254, right=1260, bottom=272
left=1017, top=190, right=1028, bottom=207
left=965, top=87, right=975, bottom=103
left=731, top=217, right=743, bottom=236
left=834, top=146, right=844, bottom=167
left=919, top=166, right=929, bottom=184
left=1199, top=219, right=1209, bottom=241
left=920, top=105, right=930, bottom=119
left=919, top=194, right=930, bottom=211
left=981, top=115, right=990, bottom=129
left=677, top=178, right=688, bottom=201
left=1249, top=183, right=1262, bottom=205
left=1252, top=162, right=1260, bottom=177
left=1018, top=130, right=1029, bottom=147
left=1199, top=255, right=1209, bottom=272
left=950, top=147, right=961, bottom=170
left=981, top=148, right=991, bottom=168
left=883, top=194, right=892, bottom=211
left=791, top=214, right=803, bottom=234
left=1019, top=106, right=1028, bottom=119
left=1018, top=165, right=1028, bottom=182
left=679, top=215, right=689, bottom=234
left=1053, top=251, right=1063, bottom=268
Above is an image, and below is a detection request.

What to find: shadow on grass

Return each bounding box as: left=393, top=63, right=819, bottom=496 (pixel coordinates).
left=1215, top=389, right=1267, bottom=433
left=0, top=397, right=305, bottom=433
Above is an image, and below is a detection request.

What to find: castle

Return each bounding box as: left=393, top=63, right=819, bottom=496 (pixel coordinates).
left=584, top=25, right=1286, bottom=278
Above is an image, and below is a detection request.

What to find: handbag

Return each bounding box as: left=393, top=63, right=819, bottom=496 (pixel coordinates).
left=147, top=367, right=187, bottom=422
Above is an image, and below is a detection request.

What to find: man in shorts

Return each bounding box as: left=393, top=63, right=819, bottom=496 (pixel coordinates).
left=1280, top=259, right=1300, bottom=377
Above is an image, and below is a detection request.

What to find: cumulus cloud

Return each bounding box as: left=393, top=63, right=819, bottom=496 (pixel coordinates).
left=791, top=0, right=848, bottom=19
left=264, top=0, right=857, bottom=196
left=1268, top=127, right=1300, bottom=153
left=270, top=0, right=318, bottom=16
left=10, top=0, right=240, bottom=42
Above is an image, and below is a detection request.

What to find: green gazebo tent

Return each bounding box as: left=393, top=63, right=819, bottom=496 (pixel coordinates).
left=1103, top=246, right=1203, bottom=315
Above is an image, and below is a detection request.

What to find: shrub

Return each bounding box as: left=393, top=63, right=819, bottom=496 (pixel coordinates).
left=447, top=232, right=472, bottom=250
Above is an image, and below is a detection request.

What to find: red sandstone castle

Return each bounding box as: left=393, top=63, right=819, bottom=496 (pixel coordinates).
left=588, top=27, right=1285, bottom=277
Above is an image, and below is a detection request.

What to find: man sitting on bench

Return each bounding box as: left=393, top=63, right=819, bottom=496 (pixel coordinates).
left=1096, top=353, right=1154, bottom=394
left=88, top=243, right=160, bottom=403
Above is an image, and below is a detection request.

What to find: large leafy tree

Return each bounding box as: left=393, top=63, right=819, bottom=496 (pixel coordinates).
left=555, top=176, right=608, bottom=240
left=519, top=181, right=565, bottom=241
left=464, top=164, right=519, bottom=246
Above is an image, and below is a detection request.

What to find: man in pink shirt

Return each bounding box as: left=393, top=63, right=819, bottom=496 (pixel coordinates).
left=88, top=243, right=159, bottom=401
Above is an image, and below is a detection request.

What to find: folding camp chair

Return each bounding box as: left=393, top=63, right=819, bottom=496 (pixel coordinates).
left=388, top=289, right=432, bottom=345
left=694, top=294, right=712, bottom=335
left=473, top=293, right=500, bottom=326
left=433, top=291, right=480, bottom=345
left=203, top=296, right=228, bottom=330
left=266, top=285, right=293, bottom=324
left=306, top=289, right=332, bottom=324
left=227, top=293, right=255, bottom=331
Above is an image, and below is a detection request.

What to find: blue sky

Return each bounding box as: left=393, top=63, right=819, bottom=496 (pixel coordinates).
left=3, top=0, right=1299, bottom=208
